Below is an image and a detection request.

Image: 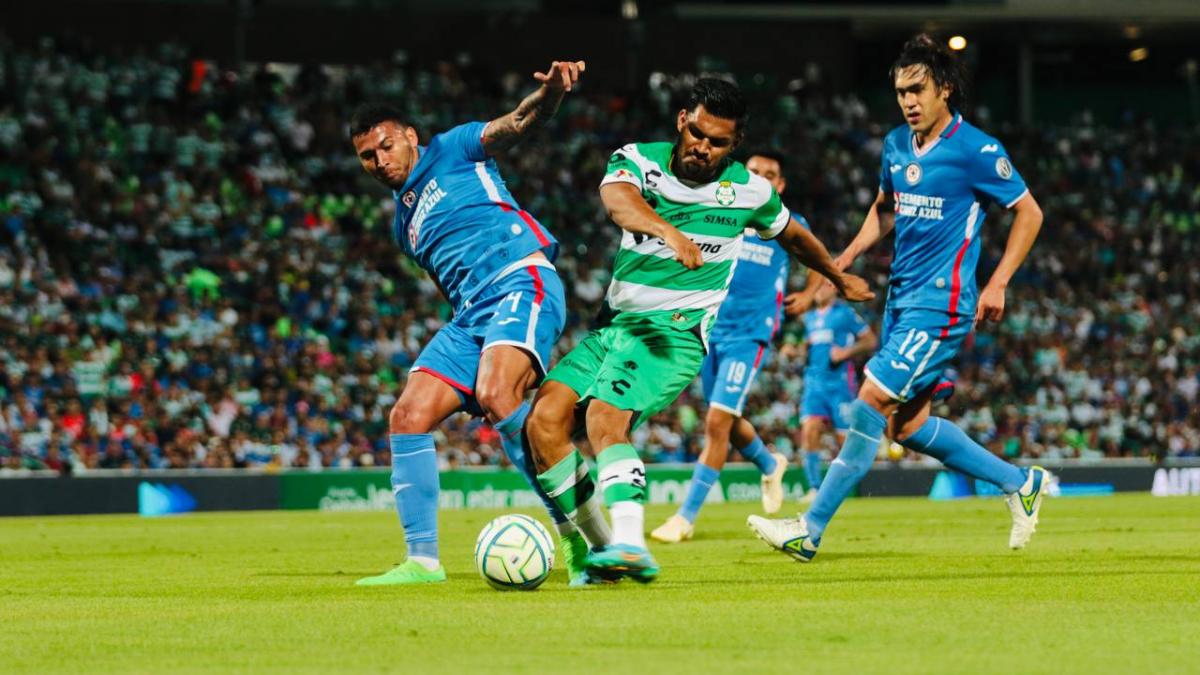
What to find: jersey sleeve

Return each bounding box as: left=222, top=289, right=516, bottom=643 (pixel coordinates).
left=969, top=139, right=1028, bottom=208
left=439, top=121, right=489, bottom=163
left=599, top=144, right=644, bottom=190
left=878, top=139, right=895, bottom=194
left=847, top=308, right=870, bottom=337
left=749, top=187, right=790, bottom=240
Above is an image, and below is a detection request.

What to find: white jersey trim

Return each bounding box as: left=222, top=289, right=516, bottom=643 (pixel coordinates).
left=474, top=161, right=503, bottom=203
left=605, top=281, right=728, bottom=314
left=495, top=256, right=556, bottom=281
left=1005, top=187, right=1030, bottom=209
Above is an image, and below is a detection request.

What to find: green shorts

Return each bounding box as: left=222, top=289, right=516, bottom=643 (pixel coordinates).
left=545, top=317, right=705, bottom=430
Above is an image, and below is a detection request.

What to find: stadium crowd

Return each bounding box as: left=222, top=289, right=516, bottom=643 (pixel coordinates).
left=0, top=36, right=1197, bottom=473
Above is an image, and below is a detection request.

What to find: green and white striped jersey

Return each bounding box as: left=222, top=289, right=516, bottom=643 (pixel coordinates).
left=599, top=141, right=790, bottom=341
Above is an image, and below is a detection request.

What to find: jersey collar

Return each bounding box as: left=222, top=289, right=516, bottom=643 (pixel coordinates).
left=910, top=112, right=962, bottom=158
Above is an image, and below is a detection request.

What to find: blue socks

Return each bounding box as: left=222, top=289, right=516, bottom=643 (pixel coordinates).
left=679, top=463, right=720, bottom=523
left=390, top=433, right=440, bottom=561
left=805, top=399, right=887, bottom=541
left=803, top=450, right=823, bottom=490
left=493, top=402, right=569, bottom=526
left=739, top=435, right=778, bottom=475
left=902, top=417, right=1026, bottom=494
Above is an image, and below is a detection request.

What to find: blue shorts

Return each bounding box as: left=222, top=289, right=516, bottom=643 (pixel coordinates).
left=864, top=306, right=969, bottom=403
left=700, top=339, right=770, bottom=416
left=412, top=261, right=566, bottom=415
left=801, top=384, right=854, bottom=432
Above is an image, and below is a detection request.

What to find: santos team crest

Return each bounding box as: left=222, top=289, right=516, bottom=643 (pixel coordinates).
left=715, top=181, right=736, bottom=206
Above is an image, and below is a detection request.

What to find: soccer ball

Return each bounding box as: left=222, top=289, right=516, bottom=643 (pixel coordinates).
left=473, top=514, right=556, bottom=590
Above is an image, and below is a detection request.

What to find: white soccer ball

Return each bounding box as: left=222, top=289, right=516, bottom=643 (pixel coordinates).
left=474, top=514, right=556, bottom=591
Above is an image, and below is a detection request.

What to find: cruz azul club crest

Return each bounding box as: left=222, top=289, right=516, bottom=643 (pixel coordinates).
left=905, top=162, right=922, bottom=185
left=715, top=181, right=736, bottom=206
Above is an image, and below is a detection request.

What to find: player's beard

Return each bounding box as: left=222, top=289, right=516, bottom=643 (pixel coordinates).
left=672, top=140, right=725, bottom=184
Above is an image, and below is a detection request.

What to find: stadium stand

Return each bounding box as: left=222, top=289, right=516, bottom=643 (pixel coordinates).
left=0, top=37, right=1196, bottom=473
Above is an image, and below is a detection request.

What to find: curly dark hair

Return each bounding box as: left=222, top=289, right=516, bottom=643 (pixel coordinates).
left=890, top=33, right=969, bottom=110
left=348, top=102, right=412, bottom=138
left=685, top=78, right=749, bottom=131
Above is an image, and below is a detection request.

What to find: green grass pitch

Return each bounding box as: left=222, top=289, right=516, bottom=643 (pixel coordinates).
left=3, top=494, right=1198, bottom=674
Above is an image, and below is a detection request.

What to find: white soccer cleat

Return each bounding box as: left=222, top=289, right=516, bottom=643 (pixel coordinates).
left=798, top=487, right=818, bottom=506
left=649, top=514, right=694, bottom=544
left=1006, top=466, right=1052, bottom=550
left=760, top=452, right=789, bottom=514
left=747, top=514, right=819, bottom=562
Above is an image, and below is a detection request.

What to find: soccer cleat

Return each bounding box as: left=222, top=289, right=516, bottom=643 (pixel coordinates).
left=798, top=487, right=819, bottom=505
left=584, top=544, right=660, bottom=583
left=560, top=531, right=603, bottom=587
left=355, top=559, right=447, bottom=586
left=1007, top=465, right=1052, bottom=550
left=747, top=514, right=819, bottom=562
left=650, top=514, right=695, bottom=544
left=760, top=452, right=789, bottom=514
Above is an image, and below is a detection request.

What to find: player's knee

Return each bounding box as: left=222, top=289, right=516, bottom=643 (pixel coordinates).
left=801, top=419, right=821, bottom=447
left=475, top=381, right=521, bottom=422
left=389, top=399, right=437, bottom=434
left=585, top=407, right=631, bottom=450
left=704, top=408, right=735, bottom=438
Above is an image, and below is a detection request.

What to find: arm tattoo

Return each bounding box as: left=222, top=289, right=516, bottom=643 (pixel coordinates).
left=482, top=86, right=564, bottom=152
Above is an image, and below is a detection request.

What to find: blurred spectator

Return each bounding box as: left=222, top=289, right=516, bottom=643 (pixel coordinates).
left=0, top=36, right=1196, bottom=476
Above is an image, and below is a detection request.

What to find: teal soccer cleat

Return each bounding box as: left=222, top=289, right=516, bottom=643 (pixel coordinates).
left=584, top=544, right=660, bottom=583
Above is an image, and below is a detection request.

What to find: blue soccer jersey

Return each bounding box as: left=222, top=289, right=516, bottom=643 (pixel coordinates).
left=879, top=113, right=1028, bottom=321
left=391, top=121, right=559, bottom=310
left=708, top=216, right=802, bottom=345
left=802, top=301, right=869, bottom=393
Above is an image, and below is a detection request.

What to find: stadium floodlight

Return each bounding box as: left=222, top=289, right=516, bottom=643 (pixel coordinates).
left=1129, top=47, right=1149, bottom=63
left=948, top=35, right=967, bottom=51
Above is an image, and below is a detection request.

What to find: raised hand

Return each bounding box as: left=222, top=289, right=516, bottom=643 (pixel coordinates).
left=534, top=61, right=586, bottom=93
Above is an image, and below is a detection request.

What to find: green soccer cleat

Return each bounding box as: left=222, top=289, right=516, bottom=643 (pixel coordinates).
left=584, top=544, right=659, bottom=583
left=355, top=559, right=447, bottom=586
left=561, top=531, right=597, bottom=587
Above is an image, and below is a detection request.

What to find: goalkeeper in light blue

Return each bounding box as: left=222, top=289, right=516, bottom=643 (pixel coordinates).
left=749, top=34, right=1052, bottom=561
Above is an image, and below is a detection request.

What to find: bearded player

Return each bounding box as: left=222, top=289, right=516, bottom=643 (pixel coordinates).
left=526, top=79, right=873, bottom=582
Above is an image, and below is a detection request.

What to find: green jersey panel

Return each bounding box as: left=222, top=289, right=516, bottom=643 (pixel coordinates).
left=598, top=141, right=789, bottom=343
